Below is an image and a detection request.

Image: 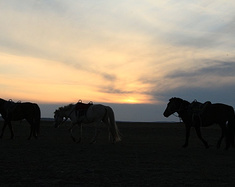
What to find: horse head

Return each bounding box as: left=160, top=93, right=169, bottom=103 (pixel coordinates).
left=0, top=98, right=6, bottom=106
left=0, top=98, right=6, bottom=113
left=163, top=97, right=184, bottom=117
left=54, top=108, right=64, bottom=128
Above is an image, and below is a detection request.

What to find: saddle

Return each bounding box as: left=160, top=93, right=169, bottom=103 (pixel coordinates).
left=5, top=100, right=18, bottom=118
left=75, top=100, right=93, bottom=116
left=190, top=100, right=211, bottom=126
left=190, top=100, right=211, bottom=114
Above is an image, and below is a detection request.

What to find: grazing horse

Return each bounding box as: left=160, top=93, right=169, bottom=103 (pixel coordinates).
left=54, top=102, right=121, bottom=143
left=163, top=97, right=235, bottom=149
left=0, top=98, right=41, bottom=139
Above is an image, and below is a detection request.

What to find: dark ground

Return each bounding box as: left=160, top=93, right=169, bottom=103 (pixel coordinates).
left=0, top=120, right=235, bottom=186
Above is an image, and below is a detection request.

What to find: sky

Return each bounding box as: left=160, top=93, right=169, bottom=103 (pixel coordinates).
left=1, top=0, right=235, bottom=122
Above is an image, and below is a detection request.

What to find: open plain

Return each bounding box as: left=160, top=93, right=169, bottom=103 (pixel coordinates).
left=0, top=120, right=235, bottom=186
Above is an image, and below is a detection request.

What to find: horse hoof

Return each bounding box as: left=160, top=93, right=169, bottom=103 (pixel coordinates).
left=71, top=137, right=76, bottom=142
left=225, top=145, right=230, bottom=150
left=76, top=138, right=81, bottom=144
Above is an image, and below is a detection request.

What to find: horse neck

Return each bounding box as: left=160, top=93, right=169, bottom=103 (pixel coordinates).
left=62, top=105, right=75, bottom=118
left=0, top=99, right=5, bottom=105
left=0, top=99, right=6, bottom=113
left=177, top=100, right=190, bottom=117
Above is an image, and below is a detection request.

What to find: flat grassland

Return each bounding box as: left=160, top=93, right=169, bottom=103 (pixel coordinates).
left=0, top=120, right=235, bottom=186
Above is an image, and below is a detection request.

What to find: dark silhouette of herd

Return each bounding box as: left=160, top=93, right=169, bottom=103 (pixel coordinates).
left=1, top=97, right=235, bottom=150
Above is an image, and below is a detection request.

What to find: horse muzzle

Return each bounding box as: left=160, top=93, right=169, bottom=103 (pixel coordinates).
left=163, top=110, right=171, bottom=117
left=54, top=122, right=59, bottom=128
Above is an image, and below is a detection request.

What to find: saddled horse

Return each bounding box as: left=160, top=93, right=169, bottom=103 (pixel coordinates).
left=163, top=97, right=235, bottom=150
left=0, top=98, right=41, bottom=139
left=54, top=101, right=121, bottom=143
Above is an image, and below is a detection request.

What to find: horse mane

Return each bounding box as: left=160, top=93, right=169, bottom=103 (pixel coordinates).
left=0, top=98, right=6, bottom=103
left=170, top=97, right=190, bottom=105
left=54, top=104, right=74, bottom=115
left=59, top=104, right=74, bottom=111
left=169, top=97, right=183, bottom=103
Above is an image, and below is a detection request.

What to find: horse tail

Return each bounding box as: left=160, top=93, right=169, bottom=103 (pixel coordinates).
left=226, top=107, right=235, bottom=147
left=34, top=104, right=41, bottom=137
left=105, top=106, right=121, bottom=143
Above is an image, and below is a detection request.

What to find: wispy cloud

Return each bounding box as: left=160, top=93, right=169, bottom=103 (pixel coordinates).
left=1, top=0, right=235, bottom=109
left=167, top=60, right=235, bottom=79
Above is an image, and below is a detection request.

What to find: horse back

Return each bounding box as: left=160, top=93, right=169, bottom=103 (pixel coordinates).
left=85, top=104, right=107, bottom=120
left=75, top=102, right=93, bottom=111
left=203, top=103, right=234, bottom=124
left=10, top=102, right=41, bottom=121
left=209, top=103, right=233, bottom=113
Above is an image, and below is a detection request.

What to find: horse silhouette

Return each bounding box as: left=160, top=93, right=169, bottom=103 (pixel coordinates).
left=54, top=101, right=121, bottom=143
left=0, top=98, right=41, bottom=139
left=164, top=97, right=235, bottom=150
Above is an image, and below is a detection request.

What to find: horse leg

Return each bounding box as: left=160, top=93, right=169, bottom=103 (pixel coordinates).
left=90, top=121, right=102, bottom=144
left=0, top=121, right=14, bottom=139
left=26, top=119, right=35, bottom=140
left=0, top=121, right=8, bottom=139
left=230, top=133, right=235, bottom=147
left=28, top=127, right=33, bottom=140
left=183, top=124, right=191, bottom=148
left=70, top=123, right=82, bottom=143
left=28, top=124, right=36, bottom=140
left=77, top=124, right=82, bottom=143
left=217, top=124, right=226, bottom=149
left=225, top=127, right=233, bottom=150
left=7, top=121, right=14, bottom=139
left=225, top=120, right=235, bottom=150
left=102, top=116, right=113, bottom=142
left=32, top=119, right=38, bottom=139
left=69, top=123, right=76, bottom=142
left=195, top=126, right=209, bottom=148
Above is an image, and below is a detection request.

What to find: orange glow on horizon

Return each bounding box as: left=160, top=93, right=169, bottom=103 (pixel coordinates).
left=0, top=51, right=159, bottom=105
left=124, top=98, right=139, bottom=104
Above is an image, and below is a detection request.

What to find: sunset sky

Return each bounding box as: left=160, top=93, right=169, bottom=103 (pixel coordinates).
left=1, top=0, right=235, bottom=121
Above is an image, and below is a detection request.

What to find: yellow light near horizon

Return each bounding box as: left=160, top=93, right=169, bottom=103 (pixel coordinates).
left=0, top=52, right=158, bottom=105
left=115, top=92, right=155, bottom=104
left=123, top=98, right=139, bottom=104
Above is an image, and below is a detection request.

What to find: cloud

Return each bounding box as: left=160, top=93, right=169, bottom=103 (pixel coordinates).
left=1, top=0, right=235, bottom=107
left=137, top=58, right=235, bottom=106
left=144, top=1, right=235, bottom=51
left=99, top=87, right=133, bottom=94
left=158, top=83, right=235, bottom=106
left=167, top=60, right=235, bottom=78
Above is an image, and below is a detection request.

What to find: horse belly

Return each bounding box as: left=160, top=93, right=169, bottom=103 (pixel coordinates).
left=202, top=108, right=229, bottom=126
left=86, top=105, right=106, bottom=121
